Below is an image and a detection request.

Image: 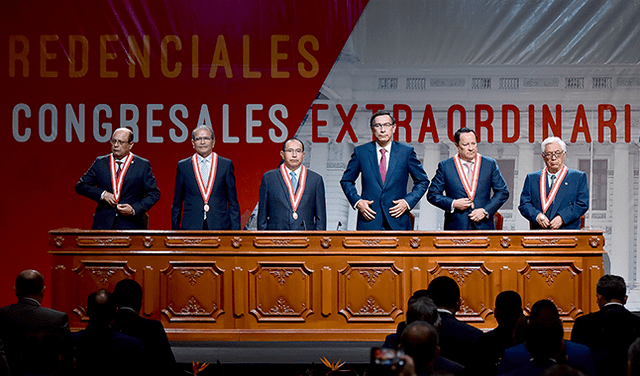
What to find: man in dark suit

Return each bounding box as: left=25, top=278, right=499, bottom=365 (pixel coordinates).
left=571, top=275, right=640, bottom=376
left=76, top=127, right=161, bottom=229
left=171, top=125, right=240, bottom=230
left=425, top=276, right=482, bottom=370
left=340, top=110, right=430, bottom=230
left=518, top=136, right=589, bottom=229
left=0, top=270, right=71, bottom=376
left=427, top=127, right=509, bottom=230
left=498, top=299, right=596, bottom=376
left=112, top=279, right=177, bottom=376
left=258, top=137, right=326, bottom=230
left=71, top=289, right=145, bottom=376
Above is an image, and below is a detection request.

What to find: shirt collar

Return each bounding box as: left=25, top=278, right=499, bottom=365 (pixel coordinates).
left=376, top=142, right=392, bottom=155
left=22, top=297, right=41, bottom=306
left=285, top=166, right=300, bottom=177
left=196, top=153, right=212, bottom=164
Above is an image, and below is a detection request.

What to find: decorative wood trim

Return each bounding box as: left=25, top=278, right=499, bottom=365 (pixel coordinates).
left=53, top=236, right=65, bottom=248
left=143, top=236, right=153, bottom=248
left=342, top=237, right=398, bottom=248
left=589, top=236, right=601, bottom=248
left=500, top=236, right=511, bottom=248
left=321, top=267, right=332, bottom=316
left=164, top=236, right=220, bottom=248
left=321, top=237, right=331, bottom=249
left=76, top=236, right=131, bottom=247
left=521, top=236, right=578, bottom=247
left=433, top=237, right=490, bottom=248
left=231, top=237, right=242, bottom=248
left=233, top=267, right=245, bottom=318
left=143, top=266, right=153, bottom=316
left=253, top=237, right=309, bottom=248
left=410, top=237, right=420, bottom=249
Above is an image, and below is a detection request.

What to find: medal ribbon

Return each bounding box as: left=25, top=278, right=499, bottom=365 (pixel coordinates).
left=453, top=154, right=482, bottom=201
left=192, top=153, right=218, bottom=205
left=280, top=164, right=307, bottom=214
left=110, top=153, right=134, bottom=203
left=540, top=165, right=567, bottom=214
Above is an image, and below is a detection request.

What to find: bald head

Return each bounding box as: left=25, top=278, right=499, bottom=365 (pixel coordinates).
left=400, top=321, right=440, bottom=371
left=15, top=269, right=45, bottom=301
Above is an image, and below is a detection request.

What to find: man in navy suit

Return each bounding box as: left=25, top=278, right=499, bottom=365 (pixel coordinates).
left=518, top=136, right=589, bottom=229
left=258, top=138, right=326, bottom=230
left=340, top=110, right=430, bottom=230
left=0, top=270, right=71, bottom=376
left=571, top=275, right=640, bottom=376
left=76, top=127, right=161, bottom=229
left=171, top=125, right=240, bottom=230
left=427, top=127, right=509, bottom=230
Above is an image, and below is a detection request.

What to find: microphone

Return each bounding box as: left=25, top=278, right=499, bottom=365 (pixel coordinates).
left=301, top=220, right=308, bottom=231
left=336, top=221, right=342, bottom=230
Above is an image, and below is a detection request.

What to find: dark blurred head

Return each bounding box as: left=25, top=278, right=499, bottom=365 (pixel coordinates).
left=406, top=296, right=441, bottom=328
left=112, top=278, right=143, bottom=311
left=525, top=316, right=564, bottom=361
left=426, top=276, right=460, bottom=311
left=86, top=289, right=115, bottom=325
left=15, top=269, right=45, bottom=300
left=400, top=321, right=440, bottom=371
left=543, top=364, right=586, bottom=376
left=629, top=337, right=640, bottom=376
left=530, top=299, right=560, bottom=320
left=494, top=290, right=523, bottom=326
left=596, top=274, right=627, bottom=303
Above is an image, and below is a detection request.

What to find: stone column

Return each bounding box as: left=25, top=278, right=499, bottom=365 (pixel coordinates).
left=515, top=143, right=535, bottom=230
left=418, top=143, right=444, bottom=230
left=610, top=143, right=631, bottom=283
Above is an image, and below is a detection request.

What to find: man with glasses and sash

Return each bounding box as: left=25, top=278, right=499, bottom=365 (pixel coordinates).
left=258, top=137, right=326, bottom=230
left=171, top=125, right=240, bottom=230
left=519, top=136, right=589, bottom=229
left=341, top=110, right=430, bottom=230
left=76, top=127, right=160, bottom=229
left=427, top=127, right=509, bottom=230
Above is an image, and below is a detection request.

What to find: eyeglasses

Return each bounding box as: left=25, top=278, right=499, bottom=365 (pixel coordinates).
left=194, top=137, right=212, bottom=142
left=110, top=139, right=130, bottom=146
left=542, top=151, right=565, bottom=159
left=372, top=123, right=394, bottom=129
left=284, top=148, right=303, bottom=154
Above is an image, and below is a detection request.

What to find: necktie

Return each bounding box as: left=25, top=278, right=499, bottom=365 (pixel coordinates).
left=116, top=161, right=123, bottom=179
left=200, top=159, right=209, bottom=183
left=465, top=162, right=474, bottom=183
left=549, top=174, right=556, bottom=189
left=290, top=171, right=298, bottom=193
left=380, top=148, right=387, bottom=184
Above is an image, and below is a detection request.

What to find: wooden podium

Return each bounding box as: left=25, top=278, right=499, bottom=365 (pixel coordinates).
left=49, top=229, right=605, bottom=342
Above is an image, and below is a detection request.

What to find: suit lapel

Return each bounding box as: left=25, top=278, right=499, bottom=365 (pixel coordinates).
left=547, top=171, right=570, bottom=216
left=385, top=141, right=400, bottom=186
left=366, top=142, right=384, bottom=187
left=276, top=169, right=293, bottom=206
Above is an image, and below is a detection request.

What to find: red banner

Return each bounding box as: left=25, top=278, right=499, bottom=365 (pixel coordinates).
left=0, top=0, right=368, bottom=305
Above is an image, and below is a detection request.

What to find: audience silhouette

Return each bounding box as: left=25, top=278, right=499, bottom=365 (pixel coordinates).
left=0, top=269, right=71, bottom=376
left=71, top=289, right=145, bottom=376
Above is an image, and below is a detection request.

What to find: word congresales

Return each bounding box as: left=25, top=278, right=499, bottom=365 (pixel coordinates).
left=11, top=102, right=637, bottom=144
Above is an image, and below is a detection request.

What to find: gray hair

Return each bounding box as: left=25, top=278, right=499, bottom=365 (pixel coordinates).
left=192, top=125, right=215, bottom=140
left=541, top=137, right=566, bottom=153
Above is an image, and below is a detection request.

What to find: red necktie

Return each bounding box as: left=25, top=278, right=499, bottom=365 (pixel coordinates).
left=116, top=161, right=123, bottom=179
left=380, top=148, right=387, bottom=184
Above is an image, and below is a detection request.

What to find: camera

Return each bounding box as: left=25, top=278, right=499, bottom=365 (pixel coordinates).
left=371, top=347, right=406, bottom=371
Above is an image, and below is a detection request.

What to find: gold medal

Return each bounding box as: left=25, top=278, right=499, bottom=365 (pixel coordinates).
left=204, top=204, right=210, bottom=212
left=292, top=212, right=298, bottom=220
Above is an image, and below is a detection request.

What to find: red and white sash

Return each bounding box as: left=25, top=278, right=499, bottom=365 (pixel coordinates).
left=540, top=165, right=568, bottom=214
left=110, top=153, right=134, bottom=203
left=453, top=154, right=482, bottom=201
left=192, top=153, right=218, bottom=206
left=280, top=164, right=307, bottom=216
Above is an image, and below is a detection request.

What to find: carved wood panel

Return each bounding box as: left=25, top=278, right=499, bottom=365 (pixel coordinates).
left=518, top=260, right=583, bottom=320
left=160, top=261, right=224, bottom=322
left=248, top=262, right=313, bottom=322
left=428, top=261, right=493, bottom=321
left=338, top=261, right=403, bottom=323
left=71, top=260, right=136, bottom=320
